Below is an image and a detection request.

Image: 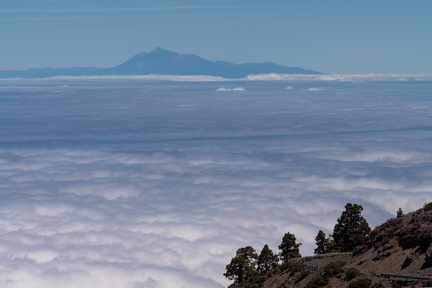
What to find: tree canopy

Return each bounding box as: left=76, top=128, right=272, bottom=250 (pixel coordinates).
left=397, top=207, right=404, bottom=218
left=314, top=230, right=329, bottom=255
left=332, top=203, right=371, bottom=252
left=257, top=244, right=279, bottom=274
left=278, top=232, right=302, bottom=262
left=224, top=246, right=258, bottom=285
left=314, top=230, right=337, bottom=254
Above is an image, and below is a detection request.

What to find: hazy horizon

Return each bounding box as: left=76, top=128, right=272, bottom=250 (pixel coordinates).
left=1, top=1, right=432, bottom=74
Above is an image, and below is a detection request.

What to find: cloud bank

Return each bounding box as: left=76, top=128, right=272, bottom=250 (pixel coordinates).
left=3, top=73, right=432, bottom=83
left=50, top=74, right=226, bottom=82
left=0, top=80, right=431, bottom=287
left=246, top=73, right=432, bottom=82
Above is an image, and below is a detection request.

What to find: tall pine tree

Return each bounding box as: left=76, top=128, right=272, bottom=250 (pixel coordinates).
left=314, top=230, right=329, bottom=254
left=278, top=232, right=302, bottom=262
left=332, top=203, right=371, bottom=252
left=224, top=246, right=258, bottom=285
left=257, top=244, right=279, bottom=274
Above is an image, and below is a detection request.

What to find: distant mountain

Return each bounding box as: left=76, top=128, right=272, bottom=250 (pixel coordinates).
left=0, top=47, right=321, bottom=79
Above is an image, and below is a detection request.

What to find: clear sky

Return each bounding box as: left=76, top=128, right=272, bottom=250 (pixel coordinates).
left=1, top=0, right=432, bottom=74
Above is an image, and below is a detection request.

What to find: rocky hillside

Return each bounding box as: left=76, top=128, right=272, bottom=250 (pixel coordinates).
left=231, top=203, right=432, bottom=288
left=346, top=202, right=432, bottom=281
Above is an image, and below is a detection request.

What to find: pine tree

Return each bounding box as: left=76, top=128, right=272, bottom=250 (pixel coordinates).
left=278, top=232, right=302, bottom=262
left=314, top=230, right=329, bottom=254
left=332, top=203, right=371, bottom=252
left=224, top=246, right=258, bottom=285
left=257, top=244, right=279, bottom=274
left=397, top=207, right=404, bottom=218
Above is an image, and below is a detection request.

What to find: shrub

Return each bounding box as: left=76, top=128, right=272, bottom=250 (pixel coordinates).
left=296, top=270, right=311, bottom=283
left=250, top=274, right=267, bottom=284
left=279, top=262, right=304, bottom=276
left=423, top=202, right=432, bottom=212
left=348, top=278, right=372, bottom=288
left=305, top=275, right=329, bottom=288
left=322, top=261, right=345, bottom=278
left=345, top=267, right=360, bottom=280
left=403, top=256, right=413, bottom=269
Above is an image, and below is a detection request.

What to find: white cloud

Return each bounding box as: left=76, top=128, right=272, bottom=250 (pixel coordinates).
left=0, top=80, right=431, bottom=287
left=246, top=73, right=432, bottom=82
left=5, top=73, right=432, bottom=82
left=1, top=137, right=430, bottom=287
left=216, top=87, right=246, bottom=91
left=51, top=75, right=226, bottom=82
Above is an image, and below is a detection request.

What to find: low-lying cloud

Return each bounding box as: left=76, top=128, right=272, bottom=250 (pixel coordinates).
left=51, top=74, right=226, bottom=82
left=4, top=73, right=432, bottom=83
left=216, top=87, right=246, bottom=91
left=0, top=79, right=431, bottom=287
left=246, top=73, right=432, bottom=82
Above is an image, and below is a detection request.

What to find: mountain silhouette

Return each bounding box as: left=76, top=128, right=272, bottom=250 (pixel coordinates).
left=0, top=47, right=321, bottom=79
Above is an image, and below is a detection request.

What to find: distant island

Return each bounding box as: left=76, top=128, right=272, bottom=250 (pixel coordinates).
left=0, top=47, right=322, bottom=79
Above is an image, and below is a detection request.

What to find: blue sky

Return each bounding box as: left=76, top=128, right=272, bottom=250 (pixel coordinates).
left=1, top=0, right=432, bottom=74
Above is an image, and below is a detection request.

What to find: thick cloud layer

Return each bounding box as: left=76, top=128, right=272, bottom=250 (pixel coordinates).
left=0, top=79, right=431, bottom=287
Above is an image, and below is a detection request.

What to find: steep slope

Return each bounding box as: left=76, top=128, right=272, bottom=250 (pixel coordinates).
left=346, top=203, right=432, bottom=278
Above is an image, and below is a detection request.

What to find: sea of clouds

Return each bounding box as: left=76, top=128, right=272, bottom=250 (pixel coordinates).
left=0, top=78, right=431, bottom=287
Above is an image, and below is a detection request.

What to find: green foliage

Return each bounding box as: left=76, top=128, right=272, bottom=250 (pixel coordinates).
left=423, top=279, right=432, bottom=287
left=332, top=203, right=371, bottom=252
left=322, top=260, right=345, bottom=278
left=314, top=230, right=328, bottom=254
left=257, top=244, right=279, bottom=274
left=278, top=232, right=302, bottom=262
left=314, top=230, right=337, bottom=254
left=250, top=274, right=267, bottom=284
left=423, top=202, right=432, bottom=212
left=326, top=238, right=337, bottom=253
left=345, top=267, right=360, bottom=280
left=287, top=262, right=305, bottom=276
left=296, top=270, right=311, bottom=283
left=401, top=255, right=413, bottom=269
left=224, top=246, right=258, bottom=285
left=305, top=275, right=329, bottom=288
left=348, top=278, right=372, bottom=288
left=396, top=207, right=404, bottom=218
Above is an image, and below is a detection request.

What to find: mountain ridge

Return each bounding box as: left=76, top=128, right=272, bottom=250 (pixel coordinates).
left=0, top=47, right=322, bottom=79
